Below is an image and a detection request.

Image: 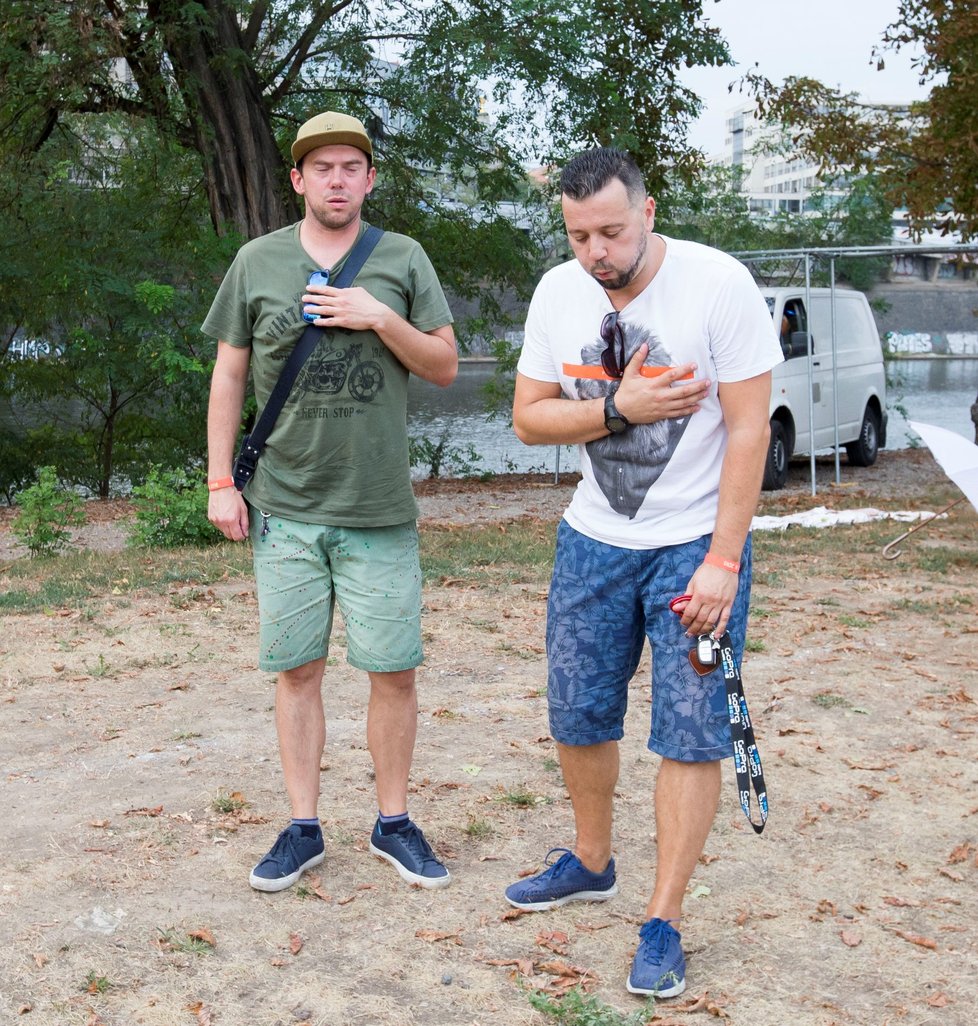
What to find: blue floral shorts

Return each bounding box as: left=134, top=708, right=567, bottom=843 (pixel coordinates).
left=546, top=520, right=753, bottom=762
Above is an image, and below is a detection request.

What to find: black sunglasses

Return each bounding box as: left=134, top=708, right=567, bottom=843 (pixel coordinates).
left=600, top=311, right=626, bottom=378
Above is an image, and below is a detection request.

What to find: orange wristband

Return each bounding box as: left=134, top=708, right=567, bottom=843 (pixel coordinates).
left=704, top=552, right=740, bottom=574
left=207, top=477, right=235, bottom=492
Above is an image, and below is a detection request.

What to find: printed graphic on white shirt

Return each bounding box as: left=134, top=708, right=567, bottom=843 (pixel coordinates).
left=569, top=321, right=691, bottom=519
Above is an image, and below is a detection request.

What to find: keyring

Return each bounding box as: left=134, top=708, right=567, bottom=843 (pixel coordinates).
left=669, top=594, right=692, bottom=614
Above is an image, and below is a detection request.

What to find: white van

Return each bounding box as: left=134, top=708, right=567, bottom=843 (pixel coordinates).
left=760, top=287, right=888, bottom=490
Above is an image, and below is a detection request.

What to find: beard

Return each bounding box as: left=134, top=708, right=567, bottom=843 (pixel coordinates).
left=306, top=194, right=363, bottom=232
left=590, top=231, right=648, bottom=292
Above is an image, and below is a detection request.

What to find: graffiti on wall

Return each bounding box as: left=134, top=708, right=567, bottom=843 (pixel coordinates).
left=885, top=331, right=978, bottom=356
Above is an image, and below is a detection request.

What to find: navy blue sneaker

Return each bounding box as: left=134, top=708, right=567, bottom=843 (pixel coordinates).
left=249, top=824, right=325, bottom=892
left=505, top=847, right=618, bottom=911
left=626, top=918, right=686, bottom=998
left=369, top=820, right=451, bottom=889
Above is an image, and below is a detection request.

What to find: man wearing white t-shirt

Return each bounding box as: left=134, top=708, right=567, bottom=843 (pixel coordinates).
left=505, top=147, right=782, bottom=998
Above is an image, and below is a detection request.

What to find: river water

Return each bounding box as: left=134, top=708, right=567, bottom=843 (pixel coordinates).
left=407, top=358, right=978, bottom=477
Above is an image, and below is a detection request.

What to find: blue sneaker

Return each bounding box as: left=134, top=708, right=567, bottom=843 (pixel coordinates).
left=369, top=820, right=451, bottom=889
left=249, top=824, right=325, bottom=892
left=626, top=918, right=686, bottom=997
left=505, top=847, right=618, bottom=911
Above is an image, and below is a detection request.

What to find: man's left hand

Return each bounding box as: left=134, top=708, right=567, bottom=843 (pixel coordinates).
left=677, top=563, right=739, bottom=637
left=301, top=284, right=387, bottom=332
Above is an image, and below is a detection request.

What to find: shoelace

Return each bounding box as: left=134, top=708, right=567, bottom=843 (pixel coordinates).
left=636, top=919, right=678, bottom=966
left=398, top=824, right=439, bottom=868
left=541, top=847, right=575, bottom=876
left=262, top=827, right=300, bottom=869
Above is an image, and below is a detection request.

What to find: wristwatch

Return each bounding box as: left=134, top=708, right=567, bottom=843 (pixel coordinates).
left=604, top=389, right=629, bottom=434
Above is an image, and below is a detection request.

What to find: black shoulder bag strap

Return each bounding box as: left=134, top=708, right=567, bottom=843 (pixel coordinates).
left=232, top=225, right=384, bottom=491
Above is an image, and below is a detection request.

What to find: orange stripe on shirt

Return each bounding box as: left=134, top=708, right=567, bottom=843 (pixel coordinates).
left=562, top=363, right=694, bottom=381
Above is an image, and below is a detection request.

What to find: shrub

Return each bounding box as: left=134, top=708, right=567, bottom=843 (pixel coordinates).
left=11, top=466, right=87, bottom=557
left=128, top=467, right=220, bottom=548
left=409, top=432, right=487, bottom=479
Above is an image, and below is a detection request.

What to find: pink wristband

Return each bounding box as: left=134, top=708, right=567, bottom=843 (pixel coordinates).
left=704, top=552, right=740, bottom=574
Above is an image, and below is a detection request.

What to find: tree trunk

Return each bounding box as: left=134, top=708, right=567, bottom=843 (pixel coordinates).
left=150, top=0, right=301, bottom=238
left=99, top=386, right=118, bottom=501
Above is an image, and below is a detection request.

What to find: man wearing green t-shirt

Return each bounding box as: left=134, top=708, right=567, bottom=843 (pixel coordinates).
left=203, top=111, right=457, bottom=893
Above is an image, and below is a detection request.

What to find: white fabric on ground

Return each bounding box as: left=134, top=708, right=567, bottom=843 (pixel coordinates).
left=751, top=507, right=942, bottom=532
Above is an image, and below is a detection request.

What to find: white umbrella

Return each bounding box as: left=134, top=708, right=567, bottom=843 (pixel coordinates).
left=908, top=421, right=978, bottom=512
left=882, top=421, right=977, bottom=559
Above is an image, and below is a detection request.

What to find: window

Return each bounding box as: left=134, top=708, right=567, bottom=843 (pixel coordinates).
left=777, top=299, right=810, bottom=359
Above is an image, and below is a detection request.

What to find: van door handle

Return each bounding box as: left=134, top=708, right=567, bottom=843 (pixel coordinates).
left=812, top=361, right=821, bottom=367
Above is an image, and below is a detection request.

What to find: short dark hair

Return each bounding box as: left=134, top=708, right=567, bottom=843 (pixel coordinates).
left=560, top=147, right=646, bottom=206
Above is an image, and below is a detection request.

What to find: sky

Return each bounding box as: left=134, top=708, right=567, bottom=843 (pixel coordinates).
left=683, top=0, right=931, bottom=154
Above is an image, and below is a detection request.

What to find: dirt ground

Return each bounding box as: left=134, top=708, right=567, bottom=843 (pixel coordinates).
left=1, top=448, right=976, bottom=1026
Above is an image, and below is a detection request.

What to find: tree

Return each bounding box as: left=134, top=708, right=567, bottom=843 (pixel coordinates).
left=0, top=1, right=731, bottom=319
left=0, top=121, right=229, bottom=498
left=750, top=0, right=978, bottom=240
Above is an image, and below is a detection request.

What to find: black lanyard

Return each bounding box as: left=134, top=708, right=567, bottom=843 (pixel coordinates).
left=716, top=631, right=768, bottom=834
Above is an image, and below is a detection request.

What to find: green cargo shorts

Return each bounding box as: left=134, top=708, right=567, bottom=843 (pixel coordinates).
left=249, top=512, right=423, bottom=674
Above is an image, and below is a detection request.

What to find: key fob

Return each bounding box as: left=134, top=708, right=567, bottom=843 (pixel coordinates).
left=696, top=634, right=718, bottom=666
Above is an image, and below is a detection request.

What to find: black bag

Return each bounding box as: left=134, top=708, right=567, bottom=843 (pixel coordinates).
left=232, top=225, right=384, bottom=491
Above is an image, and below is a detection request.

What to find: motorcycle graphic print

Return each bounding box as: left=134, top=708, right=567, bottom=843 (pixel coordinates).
left=293, top=338, right=385, bottom=403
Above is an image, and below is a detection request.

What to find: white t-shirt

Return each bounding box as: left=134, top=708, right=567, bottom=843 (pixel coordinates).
left=517, top=235, right=783, bottom=549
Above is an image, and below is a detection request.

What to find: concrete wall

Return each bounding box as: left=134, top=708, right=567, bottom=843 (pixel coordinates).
left=868, top=282, right=978, bottom=355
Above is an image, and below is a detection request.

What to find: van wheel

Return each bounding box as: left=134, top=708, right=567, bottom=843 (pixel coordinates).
left=762, top=420, right=789, bottom=491
left=846, top=407, right=880, bottom=467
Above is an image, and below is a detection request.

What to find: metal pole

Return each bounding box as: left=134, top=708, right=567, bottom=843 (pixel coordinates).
left=805, top=253, right=816, bottom=497
left=830, top=257, right=841, bottom=485
left=554, top=445, right=560, bottom=484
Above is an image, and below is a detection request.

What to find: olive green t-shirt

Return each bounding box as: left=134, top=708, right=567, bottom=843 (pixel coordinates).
left=202, top=221, right=453, bottom=525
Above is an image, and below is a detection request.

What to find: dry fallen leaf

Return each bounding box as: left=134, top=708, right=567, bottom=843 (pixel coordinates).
left=671, top=991, right=730, bottom=1017
left=840, top=930, right=862, bottom=947
left=533, top=960, right=573, bottom=975
left=124, top=805, right=163, bottom=818
left=894, top=930, right=937, bottom=950
left=947, top=841, right=975, bottom=864
left=536, top=929, right=570, bottom=955
left=289, top=933, right=303, bottom=955
left=573, top=920, right=613, bottom=933
left=926, top=992, right=950, bottom=1008
left=186, top=1001, right=213, bottom=1026
left=188, top=927, right=216, bottom=947
left=481, top=956, right=536, bottom=977
left=415, top=928, right=462, bottom=945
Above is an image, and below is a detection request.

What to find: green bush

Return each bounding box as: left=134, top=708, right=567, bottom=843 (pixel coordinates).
left=0, top=425, right=34, bottom=505
left=11, top=466, right=87, bottom=557
left=409, top=432, right=487, bottom=479
left=128, top=467, right=220, bottom=548
left=527, top=986, right=653, bottom=1025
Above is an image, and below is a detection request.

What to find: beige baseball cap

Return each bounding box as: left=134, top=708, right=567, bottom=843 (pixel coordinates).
left=291, top=111, right=373, bottom=164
